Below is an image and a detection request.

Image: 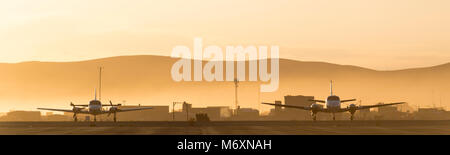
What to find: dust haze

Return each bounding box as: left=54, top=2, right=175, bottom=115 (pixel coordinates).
left=0, top=55, right=448, bottom=113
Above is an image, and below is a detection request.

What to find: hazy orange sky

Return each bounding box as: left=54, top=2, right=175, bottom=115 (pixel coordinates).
left=1, top=0, right=449, bottom=70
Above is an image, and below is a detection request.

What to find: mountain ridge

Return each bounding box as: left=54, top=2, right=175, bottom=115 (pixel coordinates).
left=0, top=55, right=448, bottom=112
left=3, top=54, right=450, bottom=72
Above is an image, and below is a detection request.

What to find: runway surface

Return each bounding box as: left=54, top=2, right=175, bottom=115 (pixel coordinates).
left=0, top=120, right=449, bottom=135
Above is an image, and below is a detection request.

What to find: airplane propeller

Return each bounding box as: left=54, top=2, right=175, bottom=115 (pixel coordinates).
left=70, top=102, right=79, bottom=122
left=107, top=100, right=120, bottom=117
left=107, top=100, right=121, bottom=122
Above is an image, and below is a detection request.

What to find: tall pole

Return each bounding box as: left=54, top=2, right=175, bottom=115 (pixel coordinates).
left=99, top=67, right=103, bottom=101
left=184, top=101, right=189, bottom=121
left=258, top=85, right=261, bottom=115
left=172, top=101, right=187, bottom=121
left=173, top=102, right=175, bottom=121
left=234, top=78, right=239, bottom=116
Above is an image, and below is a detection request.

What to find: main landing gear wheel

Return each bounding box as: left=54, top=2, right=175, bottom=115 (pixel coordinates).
left=311, top=112, right=317, bottom=121
left=113, top=112, right=117, bottom=122
left=73, top=113, right=78, bottom=122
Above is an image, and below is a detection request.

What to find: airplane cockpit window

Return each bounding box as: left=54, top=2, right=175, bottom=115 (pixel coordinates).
left=89, top=100, right=101, bottom=105
left=327, top=96, right=340, bottom=101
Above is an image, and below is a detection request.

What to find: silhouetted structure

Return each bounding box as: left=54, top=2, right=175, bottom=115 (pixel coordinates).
left=414, top=107, right=450, bottom=120
left=232, top=108, right=260, bottom=120
left=0, top=111, right=41, bottom=121
left=195, top=113, right=210, bottom=122
left=42, top=113, right=71, bottom=121
left=267, top=95, right=315, bottom=120
left=172, top=103, right=232, bottom=121
left=356, top=108, right=373, bottom=120
left=117, top=105, right=170, bottom=121
left=285, top=95, right=315, bottom=120
left=376, top=104, right=404, bottom=120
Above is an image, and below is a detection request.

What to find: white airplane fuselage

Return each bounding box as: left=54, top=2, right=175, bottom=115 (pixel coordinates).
left=326, top=95, right=341, bottom=113
left=87, top=100, right=103, bottom=115
left=325, top=80, right=342, bottom=113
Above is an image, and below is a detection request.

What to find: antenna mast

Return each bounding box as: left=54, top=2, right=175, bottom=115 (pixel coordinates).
left=99, top=67, right=103, bottom=101
left=234, top=78, right=239, bottom=115
left=330, top=80, right=333, bottom=96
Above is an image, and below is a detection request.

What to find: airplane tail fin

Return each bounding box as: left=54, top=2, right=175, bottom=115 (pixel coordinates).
left=330, top=80, right=333, bottom=96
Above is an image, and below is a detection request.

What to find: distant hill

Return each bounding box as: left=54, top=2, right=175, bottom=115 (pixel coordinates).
left=0, top=55, right=449, bottom=112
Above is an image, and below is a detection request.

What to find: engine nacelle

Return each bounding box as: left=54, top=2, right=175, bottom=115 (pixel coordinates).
left=109, top=107, right=118, bottom=112
left=72, top=107, right=82, bottom=112
left=348, top=104, right=357, bottom=114
left=310, top=103, right=322, bottom=112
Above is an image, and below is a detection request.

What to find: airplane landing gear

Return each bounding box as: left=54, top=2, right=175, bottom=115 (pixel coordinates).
left=73, top=113, right=78, bottom=122
left=311, top=112, right=317, bottom=121
left=94, top=115, right=97, bottom=122
left=332, top=113, right=336, bottom=121
left=349, top=111, right=355, bottom=121
left=113, top=112, right=117, bottom=122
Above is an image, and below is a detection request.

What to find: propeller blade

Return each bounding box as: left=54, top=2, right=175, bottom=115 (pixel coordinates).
left=108, top=101, right=115, bottom=117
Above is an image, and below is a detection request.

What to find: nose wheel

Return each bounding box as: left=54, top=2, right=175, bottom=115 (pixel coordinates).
left=332, top=113, right=336, bottom=121
left=350, top=115, right=354, bottom=121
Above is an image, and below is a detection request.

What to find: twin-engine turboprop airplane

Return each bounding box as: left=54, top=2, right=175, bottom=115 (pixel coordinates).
left=262, top=81, right=405, bottom=121
left=38, top=93, right=152, bottom=122
left=37, top=67, right=153, bottom=122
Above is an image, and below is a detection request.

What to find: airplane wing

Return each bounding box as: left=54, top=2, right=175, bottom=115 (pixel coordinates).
left=72, top=105, right=89, bottom=107
left=114, top=107, right=153, bottom=113
left=356, top=102, right=406, bottom=110
left=341, top=99, right=356, bottom=103
left=102, top=104, right=121, bottom=106
left=308, top=100, right=325, bottom=103
left=261, top=102, right=311, bottom=110
left=37, top=108, right=90, bottom=114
